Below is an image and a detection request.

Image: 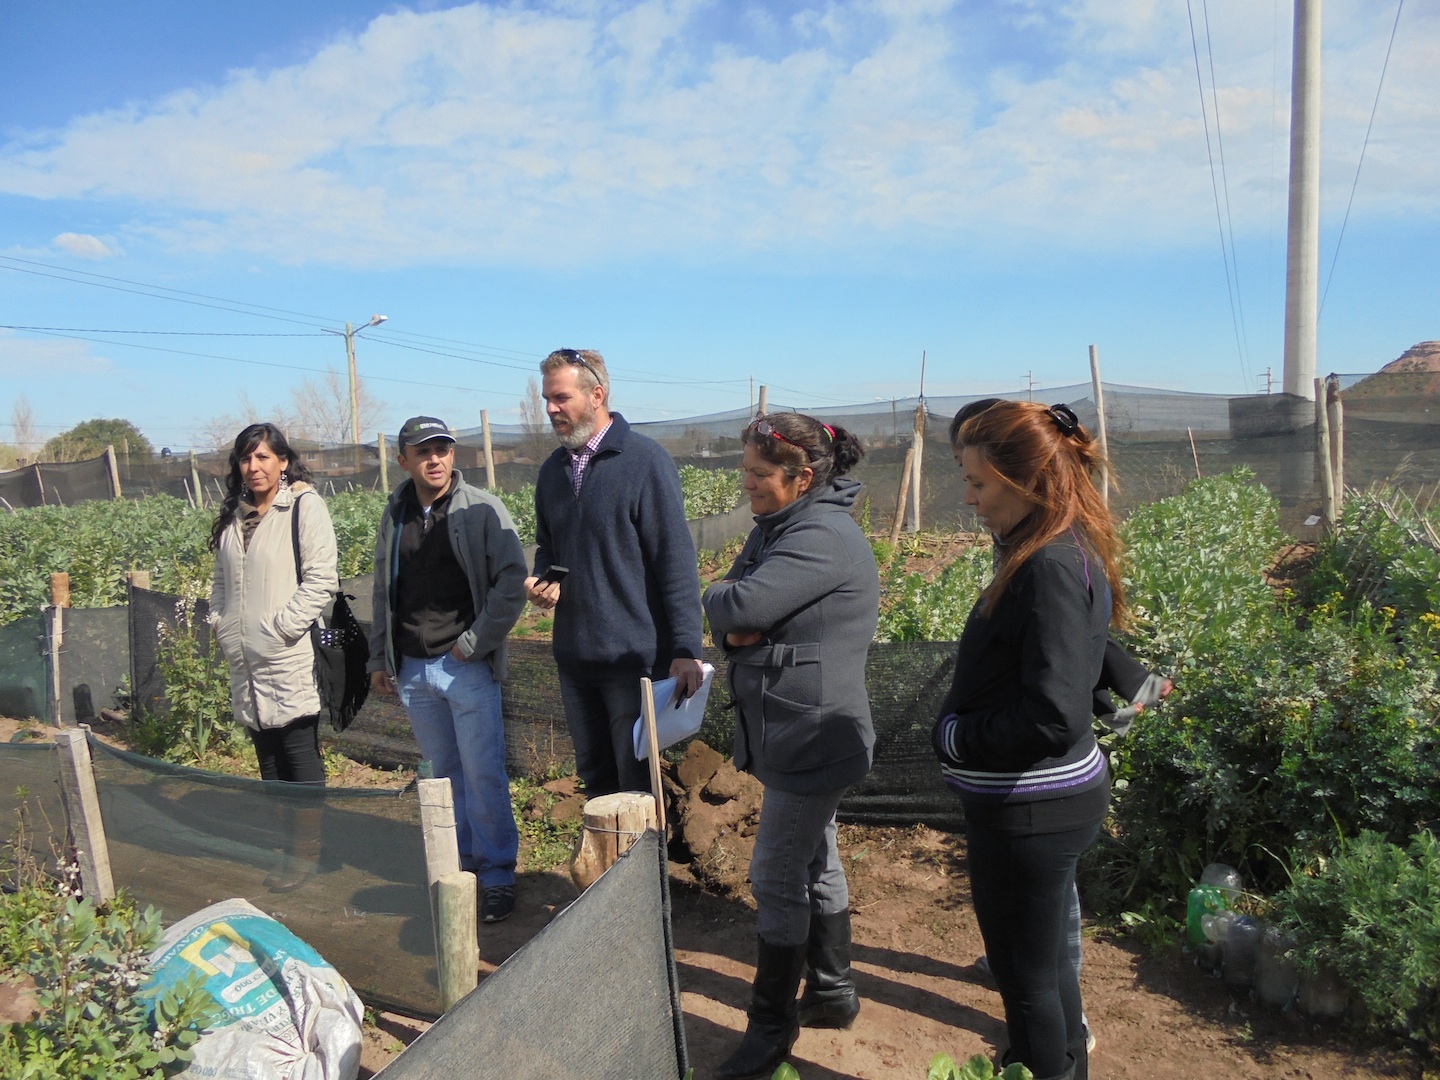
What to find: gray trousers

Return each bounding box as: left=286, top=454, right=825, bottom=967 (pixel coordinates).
left=749, top=785, right=849, bottom=946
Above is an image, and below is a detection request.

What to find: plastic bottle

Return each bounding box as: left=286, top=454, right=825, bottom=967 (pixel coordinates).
left=1223, top=916, right=1261, bottom=991
left=1255, top=926, right=1299, bottom=1010
left=1196, top=910, right=1234, bottom=974
left=1185, top=863, right=1242, bottom=947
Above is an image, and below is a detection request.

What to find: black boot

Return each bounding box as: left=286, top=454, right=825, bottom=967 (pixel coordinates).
left=716, top=937, right=807, bottom=1080
left=797, top=910, right=860, bottom=1029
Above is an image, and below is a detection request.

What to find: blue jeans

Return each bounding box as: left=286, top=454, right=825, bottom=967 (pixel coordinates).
left=749, top=785, right=849, bottom=946
left=557, top=666, right=648, bottom=796
left=397, top=653, right=517, bottom=888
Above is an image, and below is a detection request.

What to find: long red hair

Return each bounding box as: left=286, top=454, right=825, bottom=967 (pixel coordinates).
left=959, top=401, right=1128, bottom=627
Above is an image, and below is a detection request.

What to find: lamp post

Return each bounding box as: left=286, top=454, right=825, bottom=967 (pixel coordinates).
left=336, top=314, right=388, bottom=445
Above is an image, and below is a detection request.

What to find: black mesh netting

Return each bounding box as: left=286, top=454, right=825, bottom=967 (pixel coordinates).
left=128, top=585, right=967, bottom=828
left=86, top=738, right=441, bottom=1017
left=380, top=828, right=687, bottom=1079
left=0, top=743, right=66, bottom=874
left=0, top=614, right=48, bottom=723
left=0, top=457, right=114, bottom=508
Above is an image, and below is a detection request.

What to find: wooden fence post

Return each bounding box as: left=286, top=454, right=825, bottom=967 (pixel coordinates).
left=1089, top=345, right=1109, bottom=506
left=1327, top=376, right=1344, bottom=514
left=47, top=573, right=69, bottom=726
left=907, top=402, right=925, bottom=533
left=1315, top=377, right=1336, bottom=531
left=890, top=447, right=915, bottom=548
left=480, top=410, right=496, bottom=491
left=105, top=445, right=123, bottom=499
left=418, top=776, right=474, bottom=1009
left=377, top=433, right=389, bottom=492
left=188, top=451, right=203, bottom=509
left=55, top=729, right=116, bottom=901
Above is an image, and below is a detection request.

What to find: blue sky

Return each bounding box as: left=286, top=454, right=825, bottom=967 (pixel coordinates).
left=2, top=0, right=1436, bottom=452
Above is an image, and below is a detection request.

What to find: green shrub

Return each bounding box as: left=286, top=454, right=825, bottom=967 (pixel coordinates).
left=875, top=546, right=991, bottom=643
left=0, top=816, right=221, bottom=1078
left=137, top=599, right=245, bottom=766
left=1273, top=830, right=1440, bottom=1046
left=679, top=466, right=742, bottom=519
left=1119, top=467, right=1284, bottom=674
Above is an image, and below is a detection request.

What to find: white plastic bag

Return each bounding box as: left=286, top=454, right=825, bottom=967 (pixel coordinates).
left=145, top=898, right=363, bottom=1080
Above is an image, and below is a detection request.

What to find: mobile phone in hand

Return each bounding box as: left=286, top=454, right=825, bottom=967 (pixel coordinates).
left=538, top=565, right=569, bottom=586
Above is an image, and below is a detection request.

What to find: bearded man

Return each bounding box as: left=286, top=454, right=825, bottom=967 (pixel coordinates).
left=524, top=349, right=704, bottom=796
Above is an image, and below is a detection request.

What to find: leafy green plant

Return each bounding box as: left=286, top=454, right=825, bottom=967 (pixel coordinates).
left=142, top=599, right=243, bottom=766
left=680, top=466, right=743, bottom=519
left=0, top=813, right=222, bottom=1079
left=510, top=776, right=583, bottom=872
left=925, top=1052, right=1032, bottom=1080
left=1273, top=830, right=1440, bottom=1046
left=875, top=545, right=991, bottom=643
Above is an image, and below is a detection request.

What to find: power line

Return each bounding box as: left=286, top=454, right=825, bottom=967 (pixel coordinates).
left=1320, top=0, right=1405, bottom=319
left=1186, top=0, right=1250, bottom=390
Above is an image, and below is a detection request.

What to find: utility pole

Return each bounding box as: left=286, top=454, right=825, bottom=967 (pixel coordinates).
left=332, top=314, right=389, bottom=445
left=1282, top=0, right=1321, bottom=402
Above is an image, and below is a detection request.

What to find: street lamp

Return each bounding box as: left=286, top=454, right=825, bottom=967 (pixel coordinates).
left=333, top=314, right=388, bottom=446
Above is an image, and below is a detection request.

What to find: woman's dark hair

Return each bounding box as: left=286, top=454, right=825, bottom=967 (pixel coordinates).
left=742, top=412, right=864, bottom=489
left=959, top=400, right=1127, bottom=628
left=208, top=423, right=313, bottom=551
left=948, top=398, right=1004, bottom=447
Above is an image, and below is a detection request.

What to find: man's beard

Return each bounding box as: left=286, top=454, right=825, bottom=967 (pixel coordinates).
left=553, top=406, right=598, bottom=451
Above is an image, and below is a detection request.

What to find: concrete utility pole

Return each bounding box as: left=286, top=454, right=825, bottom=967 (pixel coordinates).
left=1282, top=0, right=1321, bottom=401
left=336, top=314, right=389, bottom=445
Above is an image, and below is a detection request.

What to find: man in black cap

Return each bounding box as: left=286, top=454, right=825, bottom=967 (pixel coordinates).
left=368, top=416, right=529, bottom=922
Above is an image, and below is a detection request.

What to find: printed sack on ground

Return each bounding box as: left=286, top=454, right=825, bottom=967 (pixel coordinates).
left=143, top=897, right=363, bottom=1080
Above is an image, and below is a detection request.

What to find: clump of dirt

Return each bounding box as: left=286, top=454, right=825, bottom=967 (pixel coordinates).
left=662, top=740, right=763, bottom=895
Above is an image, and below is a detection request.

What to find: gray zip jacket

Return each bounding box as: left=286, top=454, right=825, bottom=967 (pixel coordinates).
left=702, top=478, right=880, bottom=794
left=367, top=470, right=528, bottom=681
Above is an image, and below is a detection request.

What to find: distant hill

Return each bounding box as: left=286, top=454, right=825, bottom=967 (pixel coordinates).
left=1344, top=341, right=1440, bottom=401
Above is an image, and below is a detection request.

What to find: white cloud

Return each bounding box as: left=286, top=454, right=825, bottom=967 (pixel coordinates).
left=0, top=331, right=115, bottom=377
left=0, top=0, right=1435, bottom=268
left=53, top=233, right=123, bottom=259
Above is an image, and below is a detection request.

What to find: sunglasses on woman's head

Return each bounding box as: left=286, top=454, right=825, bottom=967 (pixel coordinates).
left=747, top=417, right=831, bottom=460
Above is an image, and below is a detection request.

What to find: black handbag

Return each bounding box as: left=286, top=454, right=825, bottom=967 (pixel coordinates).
left=291, top=498, right=371, bottom=731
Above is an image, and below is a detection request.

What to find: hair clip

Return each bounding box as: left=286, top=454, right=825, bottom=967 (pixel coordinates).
left=1047, top=403, right=1079, bottom=436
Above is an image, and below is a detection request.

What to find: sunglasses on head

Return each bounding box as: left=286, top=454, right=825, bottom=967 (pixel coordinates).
left=555, top=348, right=602, bottom=385
left=747, top=416, right=834, bottom=461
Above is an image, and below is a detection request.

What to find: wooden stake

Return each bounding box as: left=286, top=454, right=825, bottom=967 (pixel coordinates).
left=1315, top=377, right=1336, bottom=530
left=480, top=410, right=496, bottom=491
left=1327, top=376, right=1344, bottom=516
left=435, top=870, right=478, bottom=1011
left=105, top=445, right=123, bottom=499
left=570, top=791, right=658, bottom=892
left=639, top=677, right=666, bottom=832
left=55, top=729, right=115, bottom=901
left=418, top=776, right=463, bottom=972
left=126, top=569, right=151, bottom=591
left=1088, top=345, right=1109, bottom=507
left=1187, top=427, right=1202, bottom=480
left=47, top=573, right=68, bottom=727
left=908, top=403, right=925, bottom=532
left=890, top=447, right=914, bottom=547
left=377, top=433, right=389, bottom=492
left=189, top=450, right=204, bottom=509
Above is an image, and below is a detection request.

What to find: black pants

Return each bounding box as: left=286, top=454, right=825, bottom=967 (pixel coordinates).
left=248, top=714, right=326, bottom=785
left=967, top=819, right=1100, bottom=1078
left=556, top=666, right=646, bottom=796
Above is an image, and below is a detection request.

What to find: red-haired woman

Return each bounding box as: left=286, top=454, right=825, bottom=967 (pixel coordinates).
left=932, top=401, right=1127, bottom=1080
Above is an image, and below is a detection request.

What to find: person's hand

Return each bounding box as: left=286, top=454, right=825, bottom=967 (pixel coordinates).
left=670, top=657, right=705, bottom=700
left=450, top=643, right=469, bottom=661
left=524, top=575, right=560, bottom=610
left=725, top=631, right=763, bottom=648
left=370, top=670, right=395, bottom=696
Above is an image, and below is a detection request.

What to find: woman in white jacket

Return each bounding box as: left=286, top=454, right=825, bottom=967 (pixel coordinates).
left=209, top=422, right=338, bottom=891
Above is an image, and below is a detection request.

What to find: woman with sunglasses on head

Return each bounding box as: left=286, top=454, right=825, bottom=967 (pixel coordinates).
left=702, top=413, right=879, bottom=1080
left=933, top=400, right=1127, bottom=1080
left=208, top=422, right=338, bottom=892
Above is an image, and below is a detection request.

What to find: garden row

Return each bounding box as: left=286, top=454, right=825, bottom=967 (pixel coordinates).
left=0, top=466, right=743, bottom=626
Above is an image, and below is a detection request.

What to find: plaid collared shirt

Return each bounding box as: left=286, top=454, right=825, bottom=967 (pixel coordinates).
left=568, top=419, right=612, bottom=494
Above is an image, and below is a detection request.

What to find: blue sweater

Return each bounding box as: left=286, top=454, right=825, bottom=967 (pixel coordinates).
left=533, top=414, right=703, bottom=677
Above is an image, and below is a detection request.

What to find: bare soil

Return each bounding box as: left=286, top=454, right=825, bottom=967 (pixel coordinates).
left=4, top=716, right=1421, bottom=1079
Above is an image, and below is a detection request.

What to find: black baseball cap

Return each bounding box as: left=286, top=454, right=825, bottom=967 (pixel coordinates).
left=398, top=416, right=456, bottom=452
